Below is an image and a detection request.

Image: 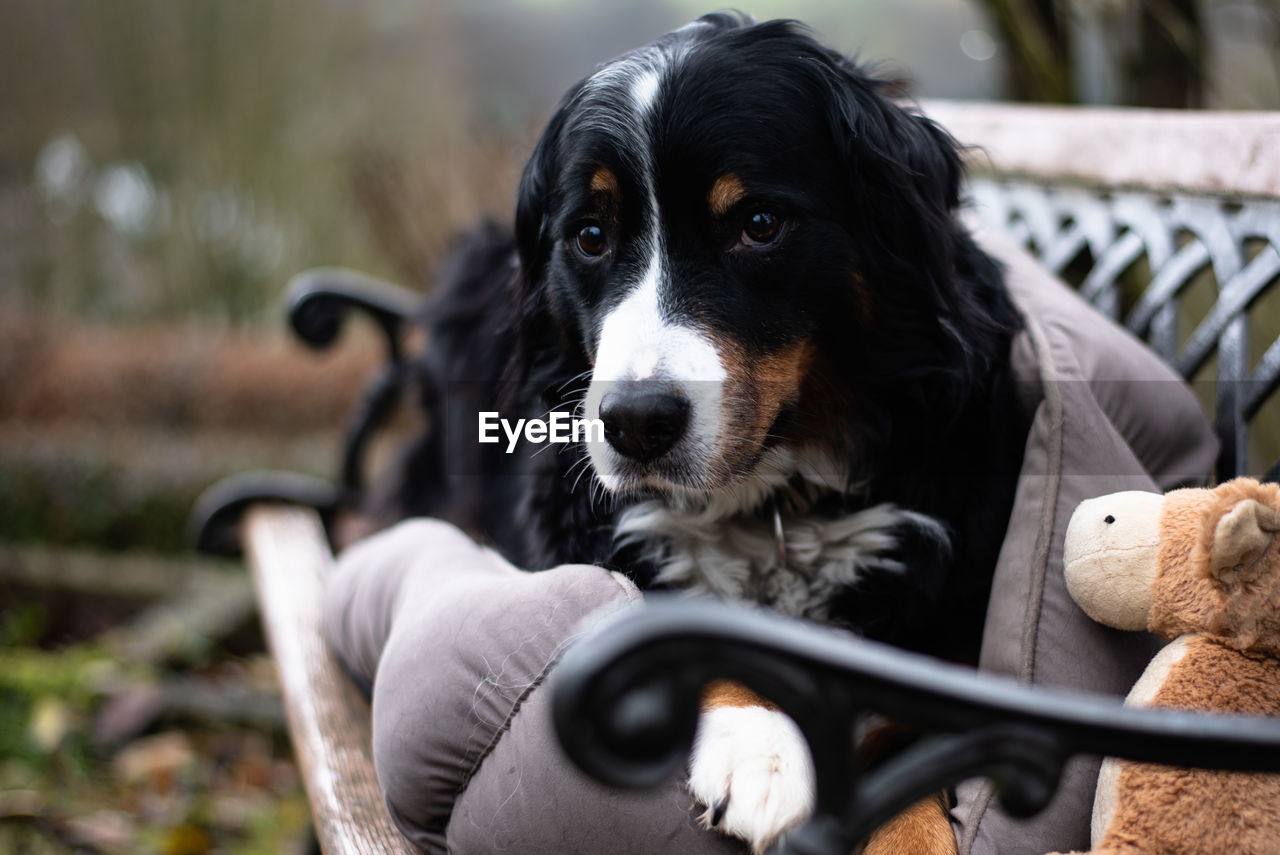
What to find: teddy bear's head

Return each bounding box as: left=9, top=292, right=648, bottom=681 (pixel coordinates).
left=1064, top=478, right=1280, bottom=654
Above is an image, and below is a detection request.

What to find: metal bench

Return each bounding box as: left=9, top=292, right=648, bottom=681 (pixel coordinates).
left=192, top=102, right=1280, bottom=855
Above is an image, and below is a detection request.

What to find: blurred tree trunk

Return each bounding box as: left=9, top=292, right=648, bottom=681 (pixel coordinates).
left=972, top=0, right=1206, bottom=107
left=980, top=0, right=1074, bottom=102
left=1129, top=0, right=1205, bottom=107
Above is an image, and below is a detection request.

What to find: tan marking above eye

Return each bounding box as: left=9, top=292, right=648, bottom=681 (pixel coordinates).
left=708, top=173, right=747, bottom=217
left=590, top=167, right=619, bottom=199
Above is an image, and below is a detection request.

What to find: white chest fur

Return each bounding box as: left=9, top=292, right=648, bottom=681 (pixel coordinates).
left=616, top=492, right=945, bottom=622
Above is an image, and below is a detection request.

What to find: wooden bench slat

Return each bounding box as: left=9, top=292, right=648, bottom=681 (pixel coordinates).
left=925, top=100, right=1280, bottom=198
left=243, top=505, right=419, bottom=855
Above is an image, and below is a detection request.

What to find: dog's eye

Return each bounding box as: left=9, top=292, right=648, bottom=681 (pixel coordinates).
left=741, top=211, right=781, bottom=246
left=576, top=224, right=608, bottom=257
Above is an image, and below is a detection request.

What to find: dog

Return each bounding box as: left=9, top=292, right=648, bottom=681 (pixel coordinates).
left=376, top=12, right=1028, bottom=854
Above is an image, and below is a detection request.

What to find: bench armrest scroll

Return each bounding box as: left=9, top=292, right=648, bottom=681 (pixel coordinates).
left=284, top=268, right=424, bottom=497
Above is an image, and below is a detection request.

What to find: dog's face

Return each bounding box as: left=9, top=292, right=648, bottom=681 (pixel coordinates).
left=515, top=15, right=966, bottom=497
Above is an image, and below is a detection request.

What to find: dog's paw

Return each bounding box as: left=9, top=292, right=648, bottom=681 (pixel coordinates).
left=687, top=704, right=815, bottom=853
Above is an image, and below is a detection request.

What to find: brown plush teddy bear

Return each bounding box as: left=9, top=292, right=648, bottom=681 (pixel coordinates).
left=1050, top=477, right=1280, bottom=855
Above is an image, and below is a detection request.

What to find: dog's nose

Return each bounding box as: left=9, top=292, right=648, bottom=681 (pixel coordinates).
left=599, top=388, right=690, bottom=463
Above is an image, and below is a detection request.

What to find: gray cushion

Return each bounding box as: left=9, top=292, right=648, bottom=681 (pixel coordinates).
left=324, top=518, right=744, bottom=855
left=323, top=228, right=1219, bottom=855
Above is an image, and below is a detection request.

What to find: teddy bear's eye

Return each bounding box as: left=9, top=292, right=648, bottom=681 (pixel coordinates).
left=1104, top=515, right=1115, bottom=524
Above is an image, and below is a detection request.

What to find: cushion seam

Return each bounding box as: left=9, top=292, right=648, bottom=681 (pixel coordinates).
left=1020, top=311, right=1064, bottom=687
left=450, top=650, right=559, bottom=809
left=444, top=575, right=640, bottom=832
left=959, top=297, right=1063, bottom=855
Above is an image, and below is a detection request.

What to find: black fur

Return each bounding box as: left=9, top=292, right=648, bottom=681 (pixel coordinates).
left=380, top=15, right=1028, bottom=658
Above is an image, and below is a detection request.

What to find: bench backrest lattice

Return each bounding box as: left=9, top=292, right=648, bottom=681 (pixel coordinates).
left=968, top=181, right=1280, bottom=479
left=925, top=100, right=1280, bottom=481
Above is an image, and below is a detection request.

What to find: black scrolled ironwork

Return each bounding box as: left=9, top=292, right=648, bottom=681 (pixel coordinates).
left=189, top=269, right=423, bottom=558
left=553, top=597, right=1280, bottom=855
left=284, top=268, right=421, bottom=496
left=189, top=470, right=339, bottom=557
left=968, top=179, right=1280, bottom=478
left=286, top=267, right=418, bottom=361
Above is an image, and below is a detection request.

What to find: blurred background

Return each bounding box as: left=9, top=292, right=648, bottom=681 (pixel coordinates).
left=2, top=1, right=1278, bottom=853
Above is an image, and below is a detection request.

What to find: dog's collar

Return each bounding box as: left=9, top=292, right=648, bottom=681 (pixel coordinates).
left=771, top=498, right=788, bottom=572
left=770, top=497, right=820, bottom=584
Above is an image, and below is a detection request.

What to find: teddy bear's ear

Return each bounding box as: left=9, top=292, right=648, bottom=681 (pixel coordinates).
left=1210, top=499, right=1280, bottom=584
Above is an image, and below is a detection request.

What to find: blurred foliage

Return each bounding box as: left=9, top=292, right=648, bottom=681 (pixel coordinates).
left=0, top=0, right=1017, bottom=328
left=1, top=0, right=1277, bottom=327
left=0, top=635, right=308, bottom=854
left=0, top=0, right=508, bottom=326
left=0, top=457, right=193, bottom=552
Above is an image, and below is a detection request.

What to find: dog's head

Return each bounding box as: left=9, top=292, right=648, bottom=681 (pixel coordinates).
left=513, top=14, right=991, bottom=498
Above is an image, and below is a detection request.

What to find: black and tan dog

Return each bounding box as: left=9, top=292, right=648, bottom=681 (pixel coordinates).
left=380, top=13, right=1027, bottom=853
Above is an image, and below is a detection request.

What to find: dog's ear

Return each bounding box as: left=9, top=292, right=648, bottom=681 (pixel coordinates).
left=507, top=89, right=592, bottom=408
left=515, top=88, right=578, bottom=282
left=809, top=48, right=1016, bottom=400
left=881, top=107, right=964, bottom=216
left=812, top=52, right=963, bottom=249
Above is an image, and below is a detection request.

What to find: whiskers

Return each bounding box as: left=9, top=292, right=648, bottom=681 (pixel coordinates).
left=554, top=368, right=594, bottom=397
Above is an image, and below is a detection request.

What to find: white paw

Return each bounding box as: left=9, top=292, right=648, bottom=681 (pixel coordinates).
left=688, top=705, right=816, bottom=853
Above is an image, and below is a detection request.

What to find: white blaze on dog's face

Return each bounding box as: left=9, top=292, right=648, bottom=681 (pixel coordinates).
left=574, top=38, right=737, bottom=494
left=582, top=245, right=728, bottom=492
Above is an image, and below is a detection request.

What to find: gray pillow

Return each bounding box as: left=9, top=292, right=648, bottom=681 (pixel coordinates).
left=324, top=518, right=745, bottom=855
left=323, top=229, right=1218, bottom=855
